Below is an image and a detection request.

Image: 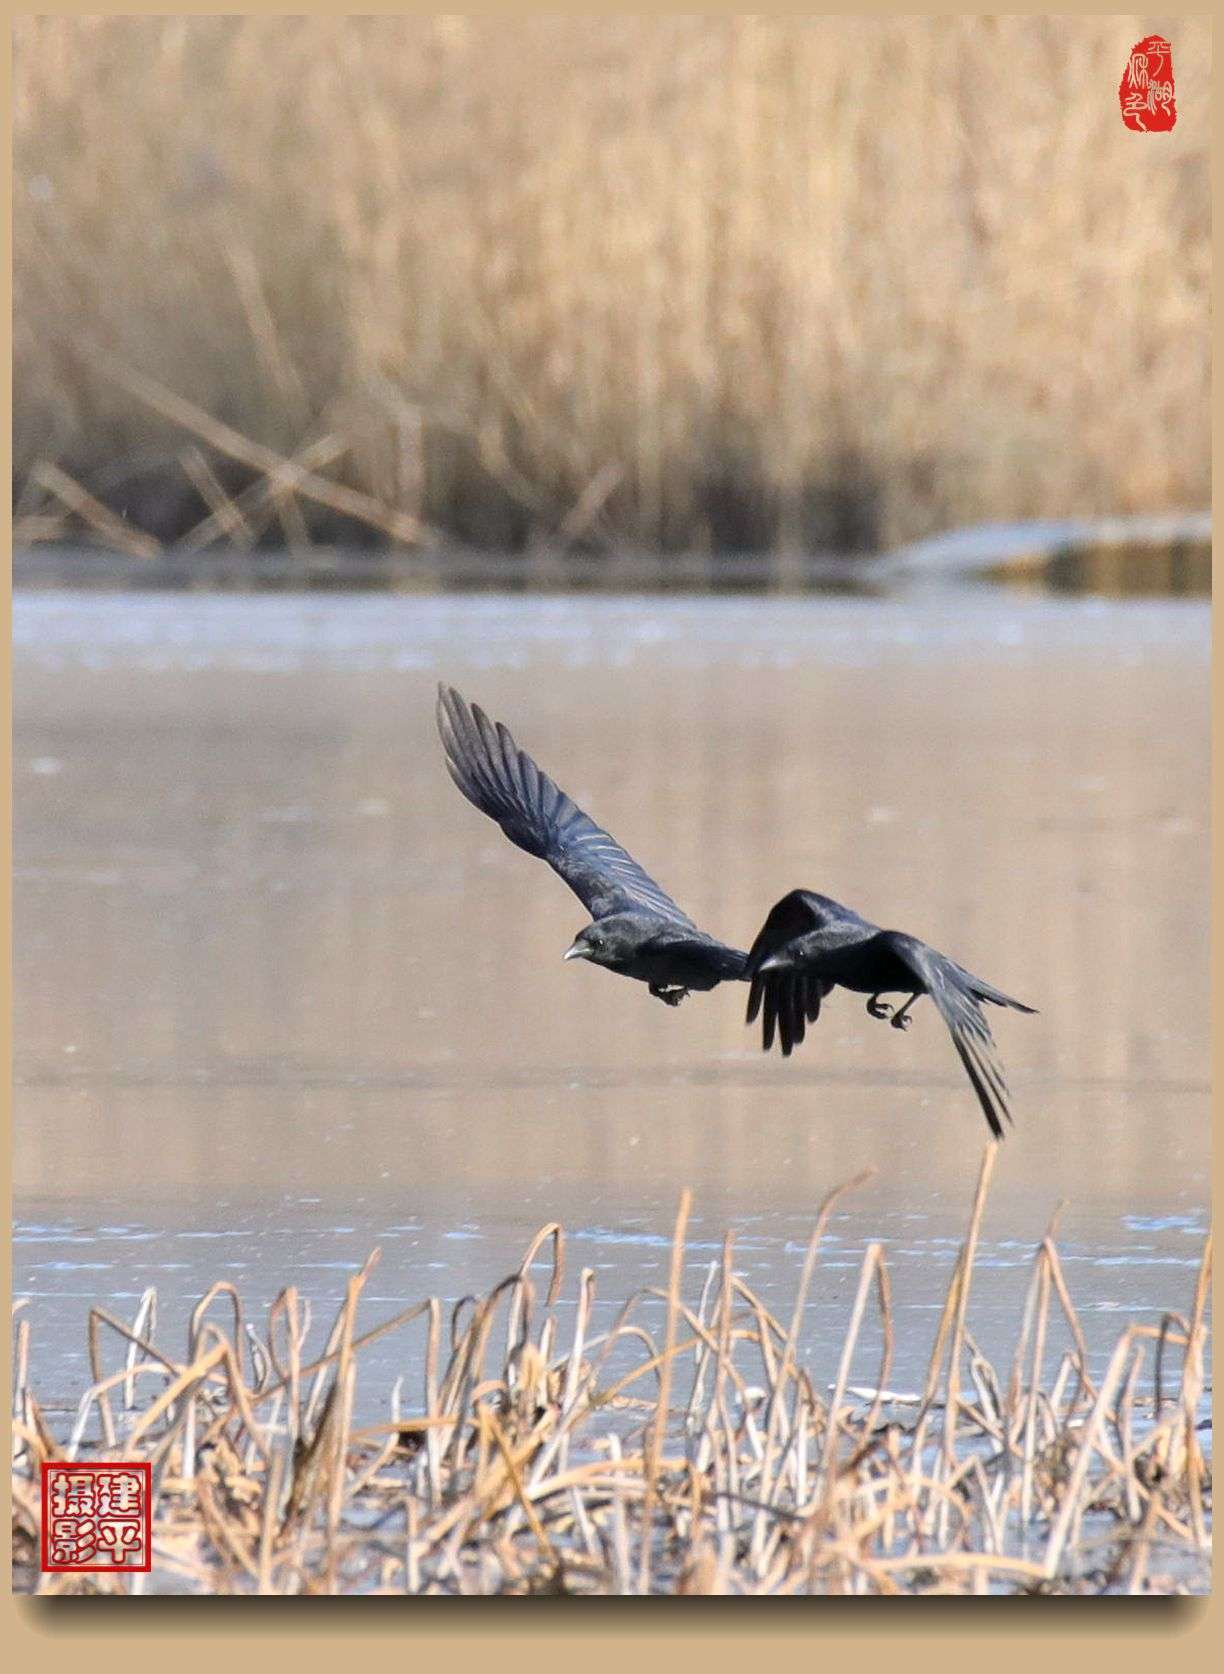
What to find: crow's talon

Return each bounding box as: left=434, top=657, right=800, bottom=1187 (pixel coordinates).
left=866, top=996, right=893, bottom=1020
left=890, top=1012, right=912, bottom=1031
left=651, top=984, right=690, bottom=1007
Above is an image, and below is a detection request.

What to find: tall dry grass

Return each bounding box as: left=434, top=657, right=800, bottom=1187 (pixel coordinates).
left=12, top=1156, right=1212, bottom=1595
left=12, top=16, right=1212, bottom=554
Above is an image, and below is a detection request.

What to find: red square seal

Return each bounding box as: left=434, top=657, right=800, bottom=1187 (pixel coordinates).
left=41, top=1461, right=152, bottom=1573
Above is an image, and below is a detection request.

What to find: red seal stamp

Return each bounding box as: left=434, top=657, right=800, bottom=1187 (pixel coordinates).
left=1119, top=35, right=1177, bottom=131
left=41, top=1461, right=152, bottom=1573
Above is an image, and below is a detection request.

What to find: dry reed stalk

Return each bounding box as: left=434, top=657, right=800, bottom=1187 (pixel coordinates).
left=30, top=460, right=162, bottom=560
left=66, top=338, right=425, bottom=546
left=638, top=1187, right=691, bottom=1592
left=179, top=435, right=349, bottom=551
left=178, top=446, right=256, bottom=548
left=12, top=514, right=70, bottom=545
left=1181, top=1235, right=1212, bottom=1548
left=941, top=1143, right=997, bottom=1480
left=820, top=1243, right=889, bottom=1512
left=757, top=1167, right=875, bottom=1517
left=1039, top=1236, right=1095, bottom=1410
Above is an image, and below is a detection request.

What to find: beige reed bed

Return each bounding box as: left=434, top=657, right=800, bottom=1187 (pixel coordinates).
left=12, top=1150, right=1211, bottom=1595
left=13, top=17, right=1210, bottom=555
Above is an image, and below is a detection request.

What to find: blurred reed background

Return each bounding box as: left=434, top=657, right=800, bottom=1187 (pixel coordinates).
left=12, top=14, right=1212, bottom=555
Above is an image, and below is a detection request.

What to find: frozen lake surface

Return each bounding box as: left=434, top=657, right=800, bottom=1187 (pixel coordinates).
left=13, top=589, right=1210, bottom=1421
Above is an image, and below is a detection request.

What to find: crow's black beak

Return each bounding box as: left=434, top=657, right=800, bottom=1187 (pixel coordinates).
left=563, top=942, right=590, bottom=962
left=754, top=953, right=788, bottom=975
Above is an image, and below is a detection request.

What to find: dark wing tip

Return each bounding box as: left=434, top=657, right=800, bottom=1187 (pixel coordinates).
left=950, top=1010, right=1013, bottom=1140
left=434, top=684, right=538, bottom=848
left=762, top=980, right=777, bottom=1052
left=994, top=982, right=1038, bottom=1017
left=751, top=973, right=808, bottom=1057
left=435, top=683, right=474, bottom=759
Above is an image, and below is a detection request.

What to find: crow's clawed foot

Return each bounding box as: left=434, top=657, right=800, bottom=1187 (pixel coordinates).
left=651, top=984, right=690, bottom=1007
left=866, top=995, right=893, bottom=1021
left=888, top=995, right=920, bottom=1031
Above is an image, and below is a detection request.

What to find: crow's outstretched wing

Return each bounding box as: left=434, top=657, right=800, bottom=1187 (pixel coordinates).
left=884, top=933, right=1020, bottom=1140
left=743, top=890, right=874, bottom=978
left=437, top=685, right=698, bottom=927
left=745, top=969, right=831, bottom=1057
left=744, top=890, right=873, bottom=1056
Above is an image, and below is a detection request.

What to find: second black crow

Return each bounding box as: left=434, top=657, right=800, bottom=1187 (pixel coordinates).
left=745, top=889, right=1036, bottom=1138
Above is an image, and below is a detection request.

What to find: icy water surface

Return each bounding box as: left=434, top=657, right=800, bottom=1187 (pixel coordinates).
left=13, top=590, right=1210, bottom=1420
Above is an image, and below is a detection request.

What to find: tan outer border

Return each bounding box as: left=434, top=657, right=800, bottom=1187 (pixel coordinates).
left=3, top=3, right=1216, bottom=1662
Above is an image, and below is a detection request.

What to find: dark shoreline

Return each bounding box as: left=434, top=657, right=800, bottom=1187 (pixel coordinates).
left=11, top=521, right=1213, bottom=598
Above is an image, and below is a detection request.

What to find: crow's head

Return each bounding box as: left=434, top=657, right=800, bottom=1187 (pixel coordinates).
left=562, top=915, right=645, bottom=971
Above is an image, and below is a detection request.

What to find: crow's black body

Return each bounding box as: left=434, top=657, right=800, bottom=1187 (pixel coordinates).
left=437, top=685, right=752, bottom=1004
left=745, top=890, right=1036, bottom=1138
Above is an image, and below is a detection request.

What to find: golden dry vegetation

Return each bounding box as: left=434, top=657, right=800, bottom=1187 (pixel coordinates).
left=12, top=1155, right=1211, bottom=1595
left=12, top=16, right=1212, bottom=554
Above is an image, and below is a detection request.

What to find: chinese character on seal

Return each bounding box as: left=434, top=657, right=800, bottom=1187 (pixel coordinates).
left=1119, top=35, right=1177, bottom=131
left=42, top=1461, right=152, bottom=1573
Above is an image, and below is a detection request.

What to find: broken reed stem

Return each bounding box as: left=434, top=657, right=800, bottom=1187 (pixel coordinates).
left=31, top=459, right=162, bottom=561
left=63, top=336, right=425, bottom=547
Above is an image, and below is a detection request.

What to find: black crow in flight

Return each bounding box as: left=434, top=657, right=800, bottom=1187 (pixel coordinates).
left=745, top=890, right=1036, bottom=1138
left=438, top=685, right=762, bottom=1006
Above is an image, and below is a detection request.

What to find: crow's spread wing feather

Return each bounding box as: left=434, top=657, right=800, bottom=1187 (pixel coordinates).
left=884, top=933, right=1018, bottom=1139
left=437, top=685, right=698, bottom=927
left=744, top=890, right=870, bottom=1055
left=745, top=970, right=831, bottom=1057
left=743, top=890, right=874, bottom=979
left=947, top=962, right=1038, bottom=1015
left=743, top=890, right=861, bottom=1056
